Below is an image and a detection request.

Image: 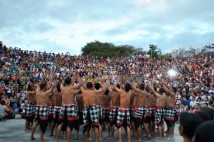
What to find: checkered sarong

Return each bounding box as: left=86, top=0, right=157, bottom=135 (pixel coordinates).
left=83, top=106, right=99, bottom=126
left=116, top=108, right=130, bottom=127
left=97, top=105, right=102, bottom=120
left=101, top=108, right=110, bottom=120
left=155, top=106, right=164, bottom=125
left=109, top=106, right=118, bottom=123
left=25, top=103, right=35, bottom=116
left=164, top=107, right=176, bottom=121
left=53, top=106, right=61, bottom=118
left=48, top=104, right=54, bottom=115
left=60, top=104, right=78, bottom=120
left=133, top=105, right=146, bottom=119
left=130, top=105, right=137, bottom=117
left=145, top=106, right=155, bottom=117
left=35, top=105, right=49, bottom=120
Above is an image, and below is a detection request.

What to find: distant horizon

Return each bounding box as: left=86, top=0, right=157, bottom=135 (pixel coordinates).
left=2, top=40, right=209, bottom=56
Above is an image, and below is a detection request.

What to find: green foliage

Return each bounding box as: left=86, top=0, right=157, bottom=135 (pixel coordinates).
left=81, top=41, right=139, bottom=58
left=147, top=45, right=162, bottom=58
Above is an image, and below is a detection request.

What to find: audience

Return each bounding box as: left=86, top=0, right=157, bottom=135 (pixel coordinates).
left=0, top=41, right=213, bottom=140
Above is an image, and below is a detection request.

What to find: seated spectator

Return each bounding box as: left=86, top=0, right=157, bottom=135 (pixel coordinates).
left=182, top=96, right=190, bottom=106
left=0, top=100, right=9, bottom=121
left=179, top=112, right=202, bottom=142
left=193, top=121, right=214, bottom=142
left=190, top=96, right=197, bottom=108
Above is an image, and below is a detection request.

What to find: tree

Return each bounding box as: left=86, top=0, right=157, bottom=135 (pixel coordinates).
left=147, top=45, right=162, bottom=58
left=81, top=41, right=140, bottom=58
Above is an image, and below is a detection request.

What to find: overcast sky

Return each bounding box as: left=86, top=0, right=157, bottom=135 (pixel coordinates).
left=0, top=0, right=213, bottom=55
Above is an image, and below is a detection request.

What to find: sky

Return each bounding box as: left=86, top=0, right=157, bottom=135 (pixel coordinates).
left=0, top=0, right=214, bottom=55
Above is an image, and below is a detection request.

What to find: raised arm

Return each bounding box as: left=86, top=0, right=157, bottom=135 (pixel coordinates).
left=147, top=85, right=161, bottom=98
left=46, top=81, right=56, bottom=96
left=38, top=72, right=46, bottom=86
left=130, top=83, right=142, bottom=94
left=162, top=84, right=174, bottom=96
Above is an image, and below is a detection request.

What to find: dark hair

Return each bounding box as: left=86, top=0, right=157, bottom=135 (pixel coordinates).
left=94, top=83, right=101, bottom=90
left=125, top=83, right=132, bottom=92
left=40, top=83, right=47, bottom=90
left=57, top=83, right=61, bottom=92
left=86, top=82, right=93, bottom=89
left=139, top=83, right=144, bottom=90
left=200, top=107, right=214, bottom=120
left=194, top=121, right=214, bottom=142
left=105, top=89, right=109, bottom=95
left=64, top=77, right=71, bottom=85
left=195, top=111, right=210, bottom=122
left=179, top=112, right=202, bottom=139
left=159, top=87, right=164, bottom=94
left=116, top=84, right=120, bottom=89
left=1, top=100, right=5, bottom=105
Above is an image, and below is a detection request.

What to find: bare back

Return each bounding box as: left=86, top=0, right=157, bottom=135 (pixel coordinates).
left=119, top=90, right=132, bottom=108
left=61, top=85, right=77, bottom=105
left=110, top=91, right=119, bottom=106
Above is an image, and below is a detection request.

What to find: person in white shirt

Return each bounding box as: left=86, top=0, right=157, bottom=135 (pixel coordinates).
left=190, top=97, right=197, bottom=108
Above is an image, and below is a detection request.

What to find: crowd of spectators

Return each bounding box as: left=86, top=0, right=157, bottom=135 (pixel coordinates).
left=0, top=41, right=213, bottom=121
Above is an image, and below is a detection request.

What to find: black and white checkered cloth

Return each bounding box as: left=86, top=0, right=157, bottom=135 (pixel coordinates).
left=133, top=105, right=146, bottom=118
left=48, top=105, right=54, bottom=115
left=25, top=103, right=35, bottom=116
left=164, top=107, right=176, bottom=121
left=155, top=107, right=164, bottom=124
left=60, top=104, right=78, bottom=118
left=145, top=106, right=155, bottom=117
left=97, top=105, right=102, bottom=120
left=101, top=108, right=110, bottom=119
left=116, top=108, right=130, bottom=126
left=53, top=106, right=61, bottom=118
left=35, top=105, right=49, bottom=119
left=83, top=106, right=99, bottom=126
left=109, top=106, right=118, bottom=122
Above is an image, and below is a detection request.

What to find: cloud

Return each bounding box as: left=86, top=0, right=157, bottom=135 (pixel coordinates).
left=0, top=0, right=213, bottom=54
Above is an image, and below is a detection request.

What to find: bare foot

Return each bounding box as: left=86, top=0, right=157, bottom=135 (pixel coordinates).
left=40, top=138, right=46, bottom=142
left=31, top=137, right=35, bottom=141
left=108, top=136, right=114, bottom=140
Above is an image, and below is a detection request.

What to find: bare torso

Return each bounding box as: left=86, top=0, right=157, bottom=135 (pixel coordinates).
left=144, top=92, right=154, bottom=106
left=101, top=95, right=111, bottom=108
left=27, top=91, right=36, bottom=104
left=119, top=91, right=132, bottom=108
left=135, top=91, right=147, bottom=106
left=61, top=85, right=76, bottom=105
left=110, top=91, right=119, bottom=106
left=76, top=94, right=84, bottom=109
left=156, top=94, right=167, bottom=107
left=166, top=95, right=176, bottom=108
left=36, top=91, right=50, bottom=105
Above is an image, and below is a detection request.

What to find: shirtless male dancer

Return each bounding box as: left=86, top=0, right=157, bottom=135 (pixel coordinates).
left=31, top=75, right=56, bottom=142
left=108, top=83, right=120, bottom=140
left=147, top=84, right=167, bottom=138
left=144, top=89, right=156, bottom=136
left=25, top=82, right=36, bottom=130
left=50, top=82, right=62, bottom=137
left=131, top=83, right=152, bottom=141
left=113, top=78, right=134, bottom=142
left=99, top=88, right=111, bottom=139
left=55, top=77, right=81, bottom=142
left=81, top=78, right=106, bottom=142
left=161, top=81, right=176, bottom=137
